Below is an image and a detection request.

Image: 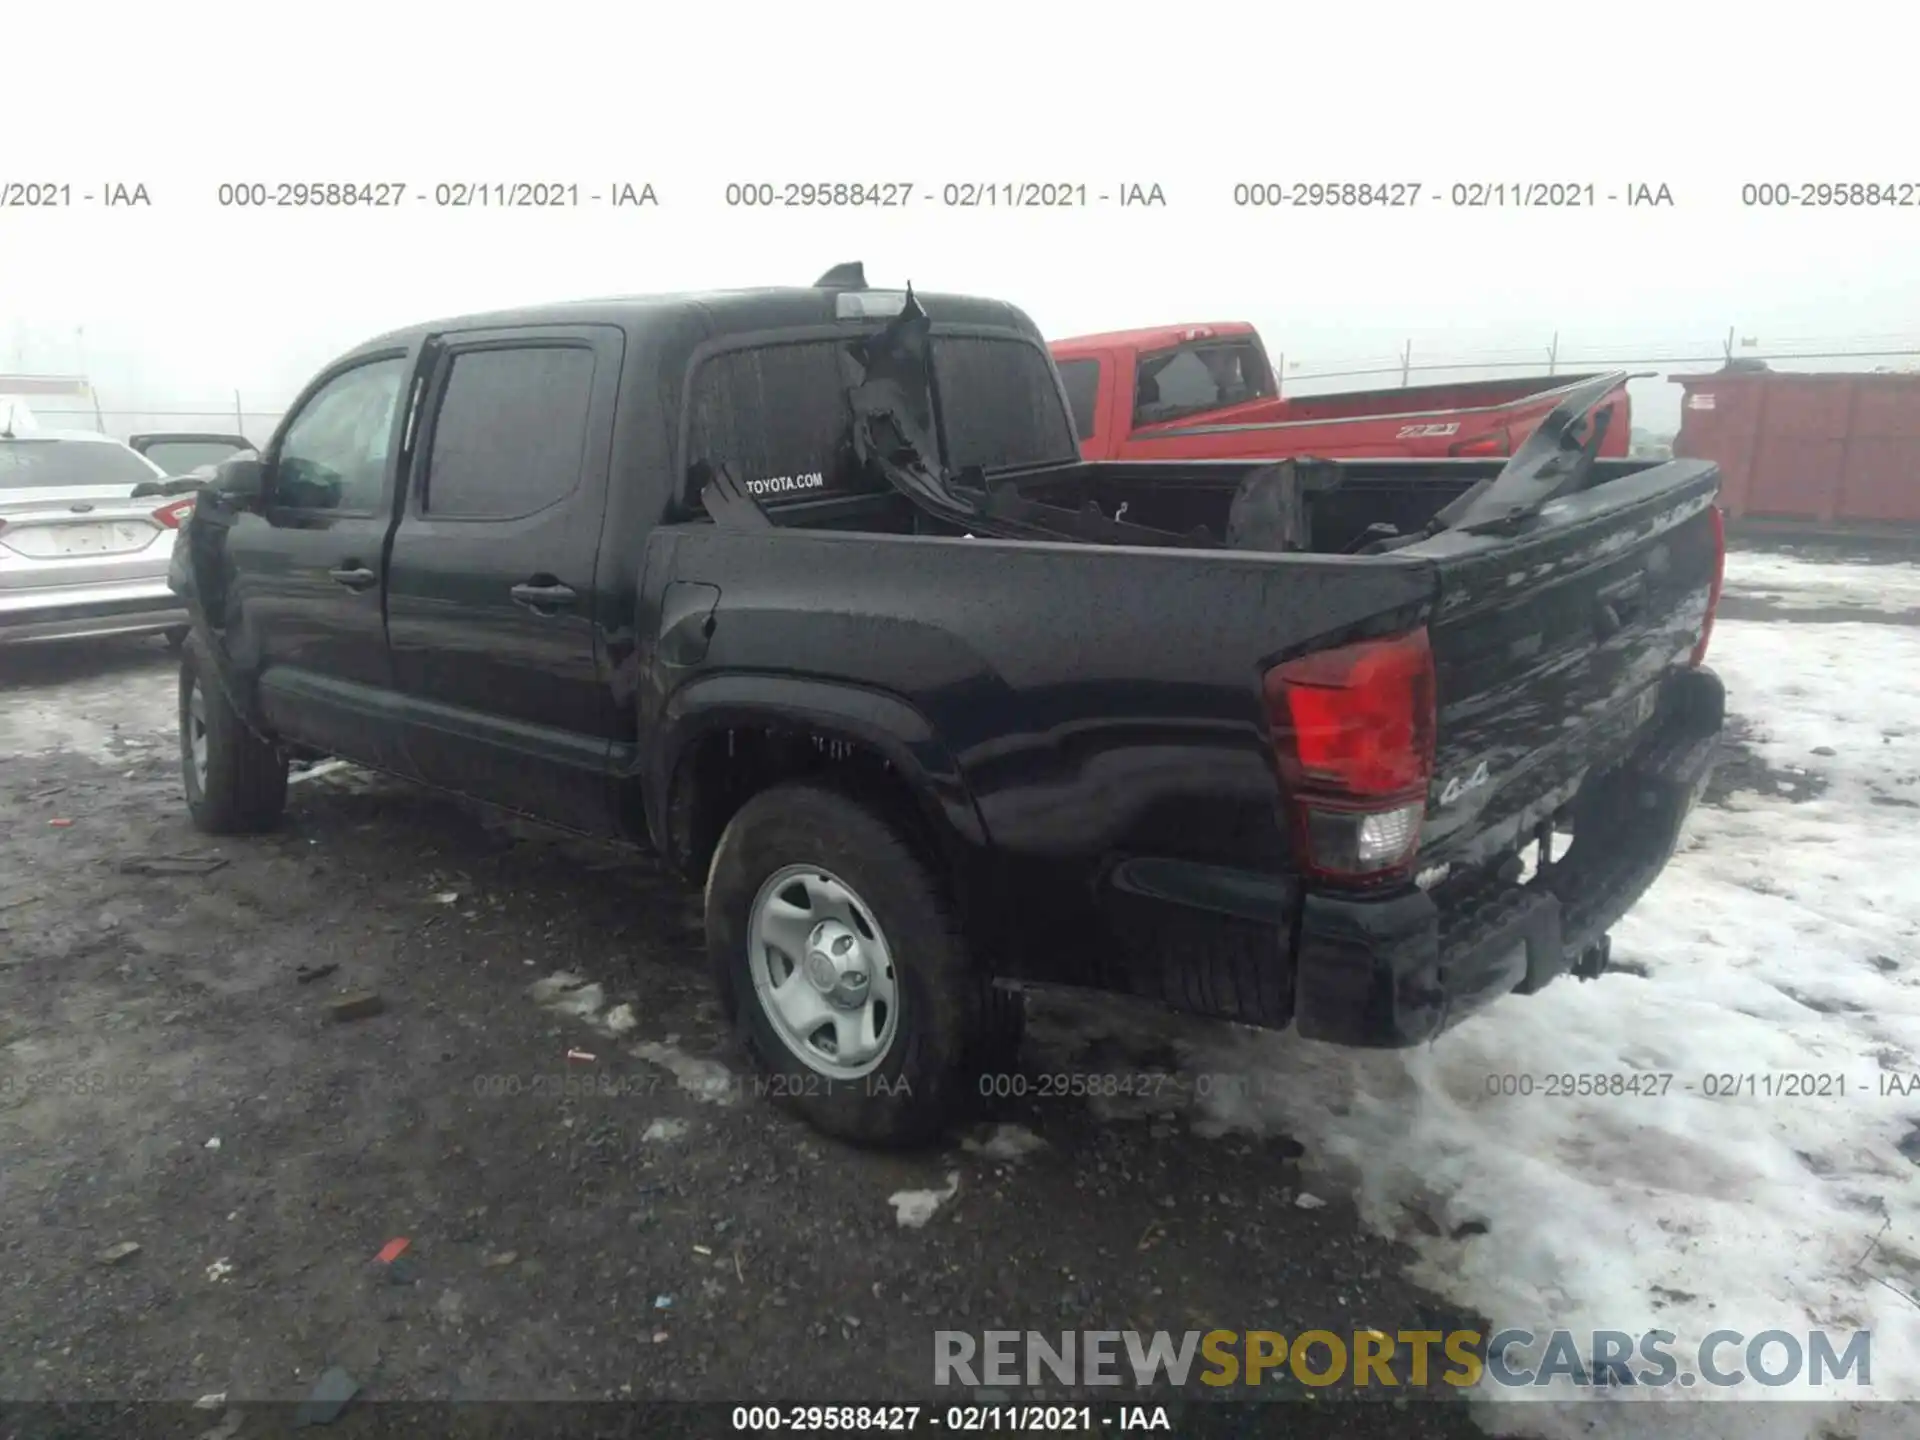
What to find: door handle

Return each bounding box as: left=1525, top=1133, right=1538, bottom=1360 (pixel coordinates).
left=510, top=579, right=578, bottom=613
left=328, top=565, right=377, bottom=591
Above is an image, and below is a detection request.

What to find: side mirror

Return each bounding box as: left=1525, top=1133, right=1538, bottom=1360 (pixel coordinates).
left=211, top=454, right=265, bottom=504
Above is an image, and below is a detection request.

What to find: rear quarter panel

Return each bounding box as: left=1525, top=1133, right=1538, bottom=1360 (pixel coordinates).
left=642, top=525, right=1435, bottom=872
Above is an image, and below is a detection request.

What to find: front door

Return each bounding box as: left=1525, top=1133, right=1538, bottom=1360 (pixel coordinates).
left=385, top=325, right=624, bottom=834
left=226, top=349, right=418, bottom=771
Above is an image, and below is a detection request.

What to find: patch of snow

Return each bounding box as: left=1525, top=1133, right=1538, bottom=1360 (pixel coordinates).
left=961, top=1123, right=1048, bottom=1161
left=629, top=1041, right=738, bottom=1106
left=1723, top=551, right=1920, bottom=614
left=527, top=971, right=606, bottom=1024
left=890, top=1172, right=960, bottom=1229
left=642, top=1117, right=688, bottom=1143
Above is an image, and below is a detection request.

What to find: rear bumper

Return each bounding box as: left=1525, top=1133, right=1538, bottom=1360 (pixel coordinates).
left=0, top=579, right=187, bottom=645
left=1292, top=665, right=1726, bottom=1048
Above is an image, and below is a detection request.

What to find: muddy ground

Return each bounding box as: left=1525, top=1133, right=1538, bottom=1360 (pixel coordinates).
left=1, top=637, right=1508, bottom=1436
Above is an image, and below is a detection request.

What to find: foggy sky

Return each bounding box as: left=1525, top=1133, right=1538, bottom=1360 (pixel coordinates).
left=3, top=0, right=1914, bottom=438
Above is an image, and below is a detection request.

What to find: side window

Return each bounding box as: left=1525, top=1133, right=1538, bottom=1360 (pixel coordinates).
left=1133, top=341, right=1271, bottom=426
left=684, top=342, right=863, bottom=502
left=422, top=346, right=597, bottom=520
left=1057, top=359, right=1101, bottom=441
left=274, top=358, right=407, bottom=512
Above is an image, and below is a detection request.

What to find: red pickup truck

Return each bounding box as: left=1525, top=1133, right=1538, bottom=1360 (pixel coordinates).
left=1050, top=322, right=1632, bottom=463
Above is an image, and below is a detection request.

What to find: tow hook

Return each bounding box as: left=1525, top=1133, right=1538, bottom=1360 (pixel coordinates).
left=1572, top=934, right=1612, bottom=982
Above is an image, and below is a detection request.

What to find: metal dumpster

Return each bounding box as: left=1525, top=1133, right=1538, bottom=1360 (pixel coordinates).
left=1671, top=367, right=1920, bottom=535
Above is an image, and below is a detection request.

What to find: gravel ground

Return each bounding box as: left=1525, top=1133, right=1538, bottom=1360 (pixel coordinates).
left=0, top=636, right=1499, bottom=1436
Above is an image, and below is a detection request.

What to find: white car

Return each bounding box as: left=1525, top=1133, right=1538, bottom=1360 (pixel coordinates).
left=1, top=410, right=196, bottom=647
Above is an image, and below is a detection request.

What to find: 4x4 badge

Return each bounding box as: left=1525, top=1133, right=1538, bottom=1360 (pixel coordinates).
left=1439, top=761, right=1491, bottom=806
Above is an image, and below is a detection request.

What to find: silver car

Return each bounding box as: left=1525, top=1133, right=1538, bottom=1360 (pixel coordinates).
left=1, top=424, right=195, bottom=647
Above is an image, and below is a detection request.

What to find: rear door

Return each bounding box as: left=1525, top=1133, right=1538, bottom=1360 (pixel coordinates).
left=225, top=350, right=418, bottom=770
left=385, top=325, right=624, bottom=834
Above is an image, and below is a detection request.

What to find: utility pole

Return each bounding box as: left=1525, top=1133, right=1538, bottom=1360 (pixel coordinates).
left=1274, top=352, right=1283, bottom=398
left=1398, top=339, right=1412, bottom=388
left=1723, top=326, right=1735, bottom=364
left=1548, top=331, right=1559, bottom=376
left=235, top=390, right=245, bottom=432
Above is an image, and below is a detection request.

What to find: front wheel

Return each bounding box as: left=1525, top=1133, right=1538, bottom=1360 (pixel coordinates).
left=179, top=636, right=288, bottom=834
left=705, top=783, right=990, bottom=1147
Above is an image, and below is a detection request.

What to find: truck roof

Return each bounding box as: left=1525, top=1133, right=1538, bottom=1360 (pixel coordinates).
left=1049, top=321, right=1261, bottom=358
left=354, top=285, right=1043, bottom=355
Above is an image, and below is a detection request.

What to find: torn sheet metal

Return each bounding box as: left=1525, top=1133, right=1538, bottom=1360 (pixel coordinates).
left=836, top=294, right=1237, bottom=550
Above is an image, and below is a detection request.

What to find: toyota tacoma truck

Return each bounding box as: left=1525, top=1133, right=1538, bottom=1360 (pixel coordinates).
left=169, top=264, right=1726, bottom=1147
left=1052, top=321, right=1633, bottom=464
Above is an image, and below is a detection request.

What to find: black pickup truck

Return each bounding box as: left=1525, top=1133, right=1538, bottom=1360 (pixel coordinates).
left=170, top=265, right=1727, bottom=1146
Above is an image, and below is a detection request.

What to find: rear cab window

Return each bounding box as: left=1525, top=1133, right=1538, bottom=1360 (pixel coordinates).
left=682, top=330, right=1077, bottom=511
left=1057, top=358, right=1101, bottom=441
left=1132, top=338, right=1275, bottom=428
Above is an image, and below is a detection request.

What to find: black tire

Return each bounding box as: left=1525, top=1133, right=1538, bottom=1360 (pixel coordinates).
left=179, top=635, right=288, bottom=835
left=705, top=782, right=989, bottom=1148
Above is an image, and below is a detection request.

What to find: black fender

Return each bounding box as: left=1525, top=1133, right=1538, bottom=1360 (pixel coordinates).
left=646, top=671, right=989, bottom=871
left=169, top=493, right=274, bottom=741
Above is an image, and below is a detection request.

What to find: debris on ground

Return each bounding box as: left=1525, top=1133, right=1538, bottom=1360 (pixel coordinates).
left=47, top=818, right=73, bottom=828
left=205, top=1258, right=233, bottom=1283
left=295, top=962, right=339, bottom=985
left=193, top=1393, right=226, bottom=1411
left=204, top=1137, right=221, bottom=1151
left=602, top=1003, right=637, bottom=1035
left=95, top=1241, right=141, bottom=1266
left=325, top=991, right=386, bottom=1023
left=294, top=1367, right=359, bottom=1426
left=482, top=1251, right=517, bottom=1268
left=374, top=1238, right=410, bottom=1265
left=430, top=891, right=460, bottom=905
left=641, top=1118, right=687, bottom=1143
left=1295, top=1192, right=1328, bottom=1211
left=889, top=1173, right=961, bottom=1229
left=118, top=853, right=229, bottom=876
left=654, top=1294, right=673, bottom=1309
left=565, top=1048, right=595, bottom=1063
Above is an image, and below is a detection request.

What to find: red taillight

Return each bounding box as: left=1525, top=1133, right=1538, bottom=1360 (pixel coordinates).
left=1263, top=628, right=1437, bottom=885
left=1449, top=429, right=1511, bottom=458
left=1690, top=504, right=1726, bottom=667
left=153, top=497, right=196, bottom=529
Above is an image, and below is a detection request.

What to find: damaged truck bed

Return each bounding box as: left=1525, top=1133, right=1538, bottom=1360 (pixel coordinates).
left=169, top=263, right=1728, bottom=1146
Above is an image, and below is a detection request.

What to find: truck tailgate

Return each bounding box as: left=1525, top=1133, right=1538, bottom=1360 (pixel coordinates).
left=1407, top=459, right=1723, bottom=873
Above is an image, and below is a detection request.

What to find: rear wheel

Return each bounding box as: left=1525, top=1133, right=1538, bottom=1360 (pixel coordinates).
left=705, top=782, right=990, bottom=1147
left=179, top=637, right=288, bottom=834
